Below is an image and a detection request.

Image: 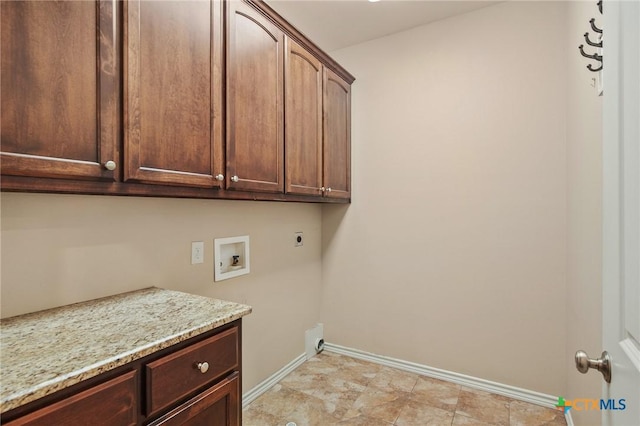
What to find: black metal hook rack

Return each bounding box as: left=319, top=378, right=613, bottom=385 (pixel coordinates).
left=579, top=1, right=603, bottom=72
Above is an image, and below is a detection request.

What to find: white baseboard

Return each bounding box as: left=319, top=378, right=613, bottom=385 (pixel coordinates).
left=242, top=352, right=306, bottom=409
left=324, top=343, right=561, bottom=410
left=564, top=411, right=574, bottom=426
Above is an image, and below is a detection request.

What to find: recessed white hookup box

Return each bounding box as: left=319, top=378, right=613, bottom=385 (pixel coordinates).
left=214, top=235, right=250, bottom=282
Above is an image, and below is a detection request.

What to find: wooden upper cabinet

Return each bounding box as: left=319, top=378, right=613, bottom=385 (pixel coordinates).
left=124, top=0, right=224, bottom=188
left=226, top=1, right=284, bottom=193
left=323, top=68, right=351, bottom=199
left=284, top=37, right=323, bottom=196
left=0, top=0, right=118, bottom=181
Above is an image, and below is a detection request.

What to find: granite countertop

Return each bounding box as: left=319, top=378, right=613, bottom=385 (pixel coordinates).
left=0, top=287, right=252, bottom=414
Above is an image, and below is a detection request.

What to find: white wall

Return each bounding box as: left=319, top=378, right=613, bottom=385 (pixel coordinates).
left=566, top=1, right=603, bottom=424
left=322, top=1, right=568, bottom=395
left=0, top=193, right=323, bottom=391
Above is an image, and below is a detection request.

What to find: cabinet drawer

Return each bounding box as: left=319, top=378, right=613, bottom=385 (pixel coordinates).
left=5, top=370, right=137, bottom=426
left=148, top=372, right=239, bottom=426
left=145, top=326, right=239, bottom=416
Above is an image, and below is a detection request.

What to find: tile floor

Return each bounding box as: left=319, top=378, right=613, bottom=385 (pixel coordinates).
left=243, top=351, right=567, bottom=426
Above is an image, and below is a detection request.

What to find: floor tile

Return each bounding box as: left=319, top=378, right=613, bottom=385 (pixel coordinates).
left=283, top=393, right=344, bottom=426
left=242, top=406, right=284, bottom=426
left=309, top=376, right=366, bottom=418
left=395, top=400, right=455, bottom=426
left=344, top=387, right=409, bottom=424
left=367, top=365, right=419, bottom=393
left=455, top=387, right=510, bottom=426
left=452, top=412, right=498, bottom=425
left=279, top=364, right=328, bottom=397
left=509, top=400, right=567, bottom=426
left=298, top=355, right=342, bottom=376
left=244, top=353, right=566, bottom=426
left=410, top=376, right=461, bottom=411
left=335, top=413, right=393, bottom=425
left=245, top=383, right=310, bottom=419
left=334, top=356, right=382, bottom=387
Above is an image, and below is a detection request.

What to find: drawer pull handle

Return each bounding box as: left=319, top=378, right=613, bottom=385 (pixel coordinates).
left=196, top=362, right=209, bottom=374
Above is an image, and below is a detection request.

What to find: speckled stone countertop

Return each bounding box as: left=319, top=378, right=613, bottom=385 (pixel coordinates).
left=0, top=287, right=252, bottom=414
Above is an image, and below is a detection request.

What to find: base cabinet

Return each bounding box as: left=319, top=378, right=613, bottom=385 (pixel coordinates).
left=149, top=373, right=239, bottom=426
left=4, top=371, right=138, bottom=426
left=1, top=322, right=242, bottom=426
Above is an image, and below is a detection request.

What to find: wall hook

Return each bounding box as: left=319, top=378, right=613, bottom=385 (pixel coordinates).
left=579, top=45, right=602, bottom=62
left=587, top=63, right=603, bottom=72
left=589, top=18, right=602, bottom=34
left=584, top=32, right=602, bottom=48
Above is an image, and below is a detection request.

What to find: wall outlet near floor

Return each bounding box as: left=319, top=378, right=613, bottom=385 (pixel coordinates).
left=191, top=241, right=204, bottom=264
left=305, top=323, right=324, bottom=359
left=294, top=232, right=303, bottom=247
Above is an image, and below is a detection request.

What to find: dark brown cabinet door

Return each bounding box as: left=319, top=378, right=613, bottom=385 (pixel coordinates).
left=323, top=68, right=351, bottom=199
left=0, top=0, right=118, bottom=181
left=149, top=373, right=239, bottom=426
left=124, top=0, right=224, bottom=188
left=226, top=1, right=284, bottom=193
left=284, top=37, right=323, bottom=196
left=4, top=371, right=137, bottom=426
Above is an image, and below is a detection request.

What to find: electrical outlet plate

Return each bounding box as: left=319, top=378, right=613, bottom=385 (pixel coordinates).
left=214, top=236, right=250, bottom=281
left=295, top=232, right=303, bottom=247
left=191, top=241, right=204, bottom=264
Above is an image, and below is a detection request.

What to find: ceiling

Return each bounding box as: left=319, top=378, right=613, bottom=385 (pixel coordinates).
left=266, top=0, right=500, bottom=52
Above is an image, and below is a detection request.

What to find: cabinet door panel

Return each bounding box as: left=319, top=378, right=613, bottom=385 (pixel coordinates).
left=0, top=0, right=118, bottom=181
left=125, top=0, right=223, bottom=187
left=227, top=1, right=283, bottom=193
left=149, top=373, right=239, bottom=426
left=4, top=370, right=137, bottom=426
left=323, top=68, right=351, bottom=199
left=285, top=37, right=323, bottom=196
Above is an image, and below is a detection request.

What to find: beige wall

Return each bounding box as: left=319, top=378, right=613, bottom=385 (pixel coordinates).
left=0, top=0, right=605, bottom=410
left=565, top=1, right=603, bottom=424
left=0, top=193, right=323, bottom=391
left=323, top=1, right=568, bottom=395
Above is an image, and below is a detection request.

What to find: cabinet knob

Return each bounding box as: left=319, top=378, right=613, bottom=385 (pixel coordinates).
left=326, top=187, right=332, bottom=193
left=231, top=175, right=239, bottom=183
left=196, top=362, right=209, bottom=374
left=321, top=187, right=325, bottom=192
left=215, top=174, right=224, bottom=181
left=104, top=161, right=116, bottom=171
